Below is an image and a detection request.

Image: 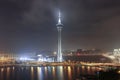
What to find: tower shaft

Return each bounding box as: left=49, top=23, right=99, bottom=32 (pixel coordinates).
left=56, top=11, right=63, bottom=62
left=57, top=26, right=62, bottom=62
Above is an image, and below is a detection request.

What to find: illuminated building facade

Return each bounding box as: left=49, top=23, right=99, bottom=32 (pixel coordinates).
left=113, top=49, right=120, bottom=63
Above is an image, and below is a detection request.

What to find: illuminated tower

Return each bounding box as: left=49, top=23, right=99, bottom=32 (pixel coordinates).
left=56, top=11, right=63, bottom=62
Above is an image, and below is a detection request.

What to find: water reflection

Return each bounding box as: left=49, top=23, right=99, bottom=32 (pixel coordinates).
left=37, top=67, right=43, bottom=80
left=68, top=66, right=72, bottom=80
left=57, top=66, right=64, bottom=80
left=52, top=66, right=56, bottom=80
left=87, top=66, right=90, bottom=74
left=91, top=67, right=95, bottom=74
left=31, top=67, right=34, bottom=80
left=6, top=67, right=10, bottom=80
left=0, top=68, right=4, bottom=80
left=44, top=66, right=48, bottom=79
left=82, top=66, right=85, bottom=74
left=77, top=67, right=80, bottom=75
left=0, top=65, right=102, bottom=80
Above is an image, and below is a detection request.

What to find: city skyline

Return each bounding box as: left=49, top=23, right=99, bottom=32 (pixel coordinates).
left=0, top=0, right=120, bottom=53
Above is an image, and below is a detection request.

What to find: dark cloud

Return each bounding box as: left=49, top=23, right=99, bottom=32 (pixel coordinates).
left=0, top=0, right=120, bottom=52
left=0, top=0, right=32, bottom=25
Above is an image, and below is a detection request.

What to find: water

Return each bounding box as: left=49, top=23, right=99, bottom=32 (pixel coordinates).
left=0, top=66, right=100, bottom=80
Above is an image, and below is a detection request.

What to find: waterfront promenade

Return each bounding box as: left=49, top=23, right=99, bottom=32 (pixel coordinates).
left=0, top=62, right=119, bottom=68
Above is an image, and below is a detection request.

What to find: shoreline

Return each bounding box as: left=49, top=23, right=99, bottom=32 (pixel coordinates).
left=0, top=62, right=119, bottom=68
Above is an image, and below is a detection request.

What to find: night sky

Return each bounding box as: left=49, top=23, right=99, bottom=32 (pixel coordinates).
left=0, top=0, right=120, bottom=53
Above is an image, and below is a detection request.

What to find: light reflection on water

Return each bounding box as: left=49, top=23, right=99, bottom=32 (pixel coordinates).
left=0, top=65, right=99, bottom=80
left=82, top=66, right=85, bottom=74
left=0, top=68, right=4, bottom=80
left=37, top=67, right=43, bottom=80
left=31, top=67, right=34, bottom=80
left=57, top=66, right=64, bottom=80
left=6, top=67, right=10, bottom=80
left=52, top=66, right=56, bottom=80
left=68, top=66, right=72, bottom=80
left=87, top=66, right=90, bottom=74
left=77, top=67, right=80, bottom=75
left=44, top=67, right=48, bottom=77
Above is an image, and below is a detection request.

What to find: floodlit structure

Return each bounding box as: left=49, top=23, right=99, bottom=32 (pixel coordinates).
left=113, top=49, right=120, bottom=63
left=56, top=11, right=63, bottom=62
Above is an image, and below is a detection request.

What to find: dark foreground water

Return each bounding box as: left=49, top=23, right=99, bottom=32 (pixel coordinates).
left=0, top=66, right=101, bottom=80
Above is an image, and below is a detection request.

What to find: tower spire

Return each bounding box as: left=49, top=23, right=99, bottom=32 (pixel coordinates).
left=58, top=11, right=61, bottom=24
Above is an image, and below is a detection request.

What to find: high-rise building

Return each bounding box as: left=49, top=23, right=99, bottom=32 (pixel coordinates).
left=56, top=11, right=63, bottom=62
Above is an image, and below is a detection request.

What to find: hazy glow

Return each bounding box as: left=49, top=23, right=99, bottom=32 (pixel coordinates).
left=20, top=57, right=34, bottom=61
left=37, top=55, right=42, bottom=57
left=58, top=11, right=61, bottom=24
left=118, top=70, right=120, bottom=74
left=108, top=55, right=115, bottom=59
left=20, top=57, right=28, bottom=61
left=38, top=58, right=43, bottom=61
